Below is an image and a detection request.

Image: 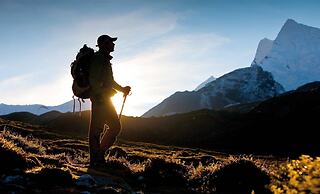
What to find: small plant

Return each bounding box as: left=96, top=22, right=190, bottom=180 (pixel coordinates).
left=270, top=155, right=320, bottom=194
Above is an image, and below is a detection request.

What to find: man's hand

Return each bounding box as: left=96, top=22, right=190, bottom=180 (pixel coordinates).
left=122, top=86, right=131, bottom=96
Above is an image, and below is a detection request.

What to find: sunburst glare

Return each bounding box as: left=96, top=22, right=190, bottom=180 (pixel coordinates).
left=111, top=92, right=125, bottom=115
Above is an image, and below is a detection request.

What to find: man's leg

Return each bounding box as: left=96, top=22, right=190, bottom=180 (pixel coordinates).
left=89, top=97, right=106, bottom=165
left=100, top=99, right=121, bottom=153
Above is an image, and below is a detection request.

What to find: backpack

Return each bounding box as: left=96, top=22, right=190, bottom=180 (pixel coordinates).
left=70, top=44, right=94, bottom=99
left=70, top=44, right=94, bottom=114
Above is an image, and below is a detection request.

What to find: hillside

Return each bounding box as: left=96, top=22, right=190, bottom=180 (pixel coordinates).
left=130, top=82, right=320, bottom=155
left=1, top=118, right=280, bottom=194
left=2, top=117, right=320, bottom=193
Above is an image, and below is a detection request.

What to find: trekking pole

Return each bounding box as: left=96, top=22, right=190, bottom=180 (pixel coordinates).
left=119, top=94, right=128, bottom=120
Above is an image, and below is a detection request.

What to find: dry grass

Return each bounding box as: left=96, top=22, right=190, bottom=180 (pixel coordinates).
left=0, top=120, right=290, bottom=194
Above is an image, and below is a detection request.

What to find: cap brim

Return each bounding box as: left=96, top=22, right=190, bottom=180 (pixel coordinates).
left=111, top=37, right=117, bottom=41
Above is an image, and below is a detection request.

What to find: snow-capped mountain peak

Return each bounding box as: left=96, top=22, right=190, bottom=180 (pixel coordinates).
left=254, top=19, right=320, bottom=90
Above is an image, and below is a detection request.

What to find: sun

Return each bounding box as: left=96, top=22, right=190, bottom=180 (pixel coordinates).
left=111, top=92, right=125, bottom=114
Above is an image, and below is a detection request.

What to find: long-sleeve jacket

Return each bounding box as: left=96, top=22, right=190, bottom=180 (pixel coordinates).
left=89, top=51, right=115, bottom=97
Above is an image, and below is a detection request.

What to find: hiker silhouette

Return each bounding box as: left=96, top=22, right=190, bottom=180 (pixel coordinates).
left=88, top=35, right=131, bottom=167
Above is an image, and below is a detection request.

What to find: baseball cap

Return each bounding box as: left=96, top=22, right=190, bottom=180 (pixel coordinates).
left=96, top=35, right=117, bottom=46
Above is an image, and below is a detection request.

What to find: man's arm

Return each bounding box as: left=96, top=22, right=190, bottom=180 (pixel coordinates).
left=112, top=80, right=123, bottom=92
left=112, top=80, right=131, bottom=95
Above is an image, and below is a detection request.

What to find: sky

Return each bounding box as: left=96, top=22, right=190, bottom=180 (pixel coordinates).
left=1, top=0, right=320, bottom=116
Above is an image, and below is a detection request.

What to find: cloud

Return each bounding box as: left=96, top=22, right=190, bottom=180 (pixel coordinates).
left=0, top=8, right=181, bottom=109
left=0, top=72, right=72, bottom=106
left=41, top=9, right=180, bottom=53
left=0, top=73, right=33, bottom=86
left=115, top=33, right=230, bottom=115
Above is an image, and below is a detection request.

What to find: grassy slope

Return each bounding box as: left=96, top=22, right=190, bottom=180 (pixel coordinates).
left=0, top=118, right=282, bottom=194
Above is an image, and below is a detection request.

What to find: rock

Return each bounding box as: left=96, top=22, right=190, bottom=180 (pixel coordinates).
left=76, top=174, right=97, bottom=188
left=27, top=167, right=73, bottom=187
left=80, top=191, right=91, bottom=194
left=96, top=186, right=121, bottom=194
left=2, top=175, right=24, bottom=184
left=138, top=176, right=144, bottom=181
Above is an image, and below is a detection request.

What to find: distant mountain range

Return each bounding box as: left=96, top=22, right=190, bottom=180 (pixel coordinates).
left=143, top=19, right=320, bottom=117
left=0, top=99, right=90, bottom=116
